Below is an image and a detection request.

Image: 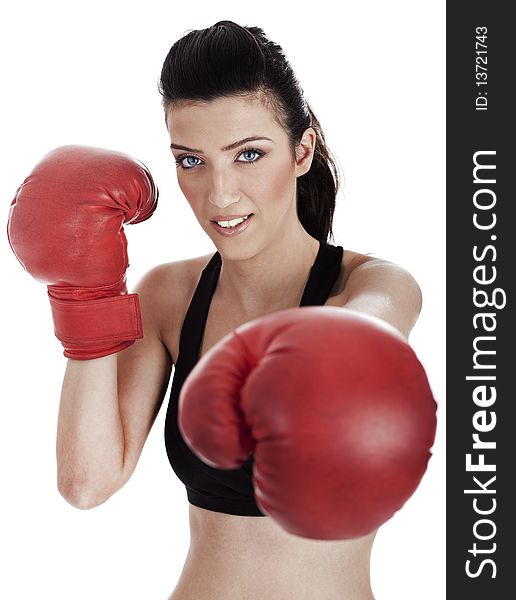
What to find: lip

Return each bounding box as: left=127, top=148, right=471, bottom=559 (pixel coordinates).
left=210, top=213, right=253, bottom=222
left=210, top=213, right=254, bottom=237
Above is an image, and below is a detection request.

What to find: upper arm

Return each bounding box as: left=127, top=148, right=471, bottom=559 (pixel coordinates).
left=115, top=264, right=175, bottom=483
left=340, top=259, right=423, bottom=339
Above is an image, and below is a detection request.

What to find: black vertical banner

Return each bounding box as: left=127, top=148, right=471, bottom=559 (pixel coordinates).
left=447, top=3, right=514, bottom=598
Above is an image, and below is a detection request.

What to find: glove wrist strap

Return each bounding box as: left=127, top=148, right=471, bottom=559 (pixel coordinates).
left=48, top=292, right=143, bottom=360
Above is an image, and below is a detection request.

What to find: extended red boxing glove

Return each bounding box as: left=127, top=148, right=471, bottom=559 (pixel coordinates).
left=7, top=145, right=158, bottom=359
left=178, top=306, right=437, bottom=540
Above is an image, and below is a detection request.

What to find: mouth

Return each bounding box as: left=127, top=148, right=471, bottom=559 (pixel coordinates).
left=210, top=213, right=254, bottom=237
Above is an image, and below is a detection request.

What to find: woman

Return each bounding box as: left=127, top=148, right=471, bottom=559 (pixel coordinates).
left=9, top=20, right=423, bottom=600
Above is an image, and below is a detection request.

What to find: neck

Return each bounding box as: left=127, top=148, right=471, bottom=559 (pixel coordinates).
left=217, top=223, right=321, bottom=317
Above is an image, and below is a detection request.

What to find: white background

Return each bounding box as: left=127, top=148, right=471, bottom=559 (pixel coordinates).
left=0, top=1, right=445, bottom=598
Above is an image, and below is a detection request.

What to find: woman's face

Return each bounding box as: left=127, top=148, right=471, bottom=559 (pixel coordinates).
left=166, top=94, right=314, bottom=260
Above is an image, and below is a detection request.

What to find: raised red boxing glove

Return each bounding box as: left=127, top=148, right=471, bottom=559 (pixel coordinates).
left=178, top=306, right=437, bottom=540
left=7, top=145, right=158, bottom=359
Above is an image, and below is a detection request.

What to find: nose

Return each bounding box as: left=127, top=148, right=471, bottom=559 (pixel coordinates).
left=207, top=168, right=240, bottom=209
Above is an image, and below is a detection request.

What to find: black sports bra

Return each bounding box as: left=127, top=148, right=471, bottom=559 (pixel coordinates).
left=164, top=240, right=344, bottom=516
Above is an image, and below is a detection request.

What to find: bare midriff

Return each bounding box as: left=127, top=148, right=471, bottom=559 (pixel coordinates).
left=168, top=504, right=376, bottom=600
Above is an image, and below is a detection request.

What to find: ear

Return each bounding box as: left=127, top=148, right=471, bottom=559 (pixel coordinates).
left=294, top=127, right=316, bottom=177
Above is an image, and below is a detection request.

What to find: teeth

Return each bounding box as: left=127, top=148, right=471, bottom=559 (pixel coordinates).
left=216, top=215, right=249, bottom=228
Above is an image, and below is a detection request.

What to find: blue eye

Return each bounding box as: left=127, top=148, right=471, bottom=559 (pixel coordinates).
left=175, top=155, right=202, bottom=169
left=175, top=147, right=265, bottom=170
left=237, top=149, right=263, bottom=163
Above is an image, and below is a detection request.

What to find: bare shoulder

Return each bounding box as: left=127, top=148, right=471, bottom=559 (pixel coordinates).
left=131, top=251, right=215, bottom=362
left=133, top=253, right=213, bottom=300
left=328, top=249, right=377, bottom=297
left=332, top=249, right=423, bottom=339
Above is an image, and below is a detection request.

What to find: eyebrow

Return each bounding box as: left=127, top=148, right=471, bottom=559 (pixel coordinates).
left=170, top=136, right=275, bottom=153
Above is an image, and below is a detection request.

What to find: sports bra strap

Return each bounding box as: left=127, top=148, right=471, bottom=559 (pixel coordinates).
left=175, top=251, right=222, bottom=373
left=300, top=241, right=343, bottom=306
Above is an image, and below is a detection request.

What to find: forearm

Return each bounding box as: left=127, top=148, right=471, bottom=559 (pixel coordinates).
left=56, top=353, right=126, bottom=508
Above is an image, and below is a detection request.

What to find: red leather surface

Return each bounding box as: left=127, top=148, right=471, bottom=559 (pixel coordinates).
left=179, top=306, right=437, bottom=540
left=7, top=145, right=158, bottom=359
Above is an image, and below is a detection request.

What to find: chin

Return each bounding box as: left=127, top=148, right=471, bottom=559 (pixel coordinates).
left=210, top=234, right=263, bottom=263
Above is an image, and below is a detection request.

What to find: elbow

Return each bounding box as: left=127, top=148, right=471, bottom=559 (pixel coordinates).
left=57, top=478, right=112, bottom=510
left=56, top=458, right=130, bottom=510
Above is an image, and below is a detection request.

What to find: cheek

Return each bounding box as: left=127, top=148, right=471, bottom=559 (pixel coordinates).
left=256, top=157, right=296, bottom=208
left=177, top=176, right=202, bottom=211
left=177, top=175, right=194, bottom=197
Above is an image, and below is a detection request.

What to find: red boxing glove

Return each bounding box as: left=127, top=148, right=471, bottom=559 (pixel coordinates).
left=179, top=307, right=437, bottom=540
left=7, top=145, right=158, bottom=359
